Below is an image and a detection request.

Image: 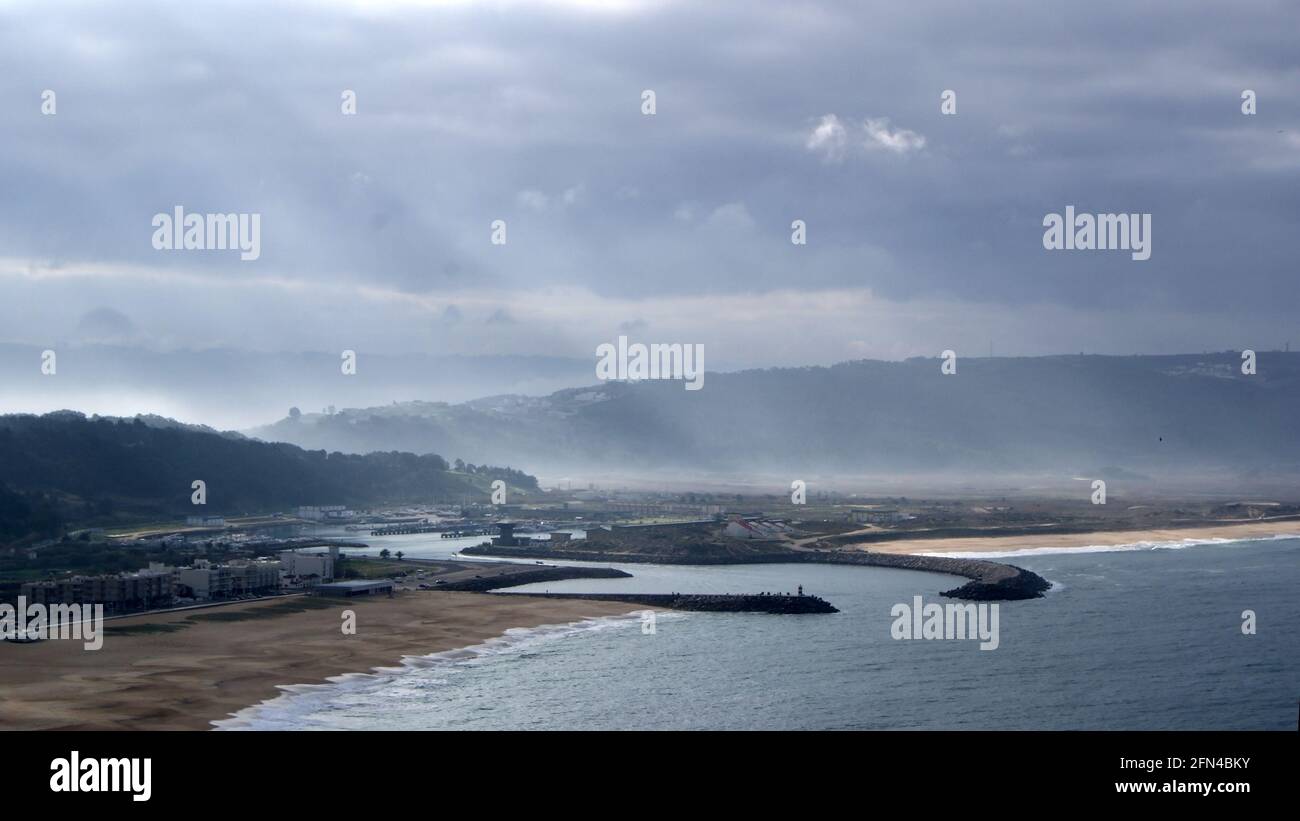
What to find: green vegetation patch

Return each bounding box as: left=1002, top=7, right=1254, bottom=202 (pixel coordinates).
left=338, top=557, right=413, bottom=579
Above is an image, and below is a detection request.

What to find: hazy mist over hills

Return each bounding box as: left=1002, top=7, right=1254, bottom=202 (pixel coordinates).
left=0, top=344, right=594, bottom=430
left=244, top=351, right=1300, bottom=488
left=3, top=0, right=1298, bottom=497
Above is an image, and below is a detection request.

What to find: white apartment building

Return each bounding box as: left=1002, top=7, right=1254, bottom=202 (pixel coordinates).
left=174, top=559, right=282, bottom=600
left=296, top=505, right=357, bottom=521
left=278, top=547, right=336, bottom=582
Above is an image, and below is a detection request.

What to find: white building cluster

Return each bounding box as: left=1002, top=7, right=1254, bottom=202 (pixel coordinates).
left=297, top=505, right=357, bottom=521
left=724, top=517, right=794, bottom=540
left=19, top=547, right=341, bottom=611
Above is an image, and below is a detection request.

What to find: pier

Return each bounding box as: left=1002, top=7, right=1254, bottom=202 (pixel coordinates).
left=496, top=591, right=838, bottom=614
left=369, top=524, right=490, bottom=537
left=428, top=563, right=839, bottom=613
left=431, top=565, right=632, bottom=591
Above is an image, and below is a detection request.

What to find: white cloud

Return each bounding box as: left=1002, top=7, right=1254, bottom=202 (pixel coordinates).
left=862, top=117, right=926, bottom=154
left=2, top=0, right=1296, bottom=377
left=561, top=183, right=585, bottom=206
left=806, top=113, right=848, bottom=161
left=808, top=114, right=925, bottom=159
left=704, top=202, right=756, bottom=233
left=516, top=189, right=550, bottom=211
left=516, top=185, right=584, bottom=211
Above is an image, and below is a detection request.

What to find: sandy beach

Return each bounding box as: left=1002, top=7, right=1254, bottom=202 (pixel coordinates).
left=863, top=519, right=1300, bottom=555
left=0, top=591, right=635, bottom=731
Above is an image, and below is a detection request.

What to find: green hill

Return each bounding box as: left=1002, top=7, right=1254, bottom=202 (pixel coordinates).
left=0, top=411, right=537, bottom=539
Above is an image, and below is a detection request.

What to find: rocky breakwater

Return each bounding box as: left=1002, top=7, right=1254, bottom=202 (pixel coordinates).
left=802, top=550, right=1052, bottom=601
left=434, top=565, right=632, bottom=592
left=495, top=592, right=839, bottom=614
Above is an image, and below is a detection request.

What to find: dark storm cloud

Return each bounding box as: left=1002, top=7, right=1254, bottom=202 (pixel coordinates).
left=0, top=0, right=1297, bottom=377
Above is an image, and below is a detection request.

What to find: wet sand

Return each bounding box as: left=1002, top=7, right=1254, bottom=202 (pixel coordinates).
left=863, top=519, right=1300, bottom=555
left=0, top=591, right=634, bottom=731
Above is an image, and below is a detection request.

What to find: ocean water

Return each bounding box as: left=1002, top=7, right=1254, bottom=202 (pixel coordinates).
left=219, top=537, right=1299, bottom=730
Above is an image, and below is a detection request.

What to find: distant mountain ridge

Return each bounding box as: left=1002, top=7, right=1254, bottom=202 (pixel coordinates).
left=0, top=343, right=595, bottom=430
left=244, top=352, right=1300, bottom=479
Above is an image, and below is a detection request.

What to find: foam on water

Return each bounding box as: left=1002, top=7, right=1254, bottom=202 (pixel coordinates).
left=210, top=537, right=1299, bottom=730
left=917, top=532, right=1297, bottom=560
left=213, top=610, right=681, bottom=730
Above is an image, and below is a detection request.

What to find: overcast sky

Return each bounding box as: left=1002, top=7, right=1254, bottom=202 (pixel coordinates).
left=2, top=0, right=1298, bottom=384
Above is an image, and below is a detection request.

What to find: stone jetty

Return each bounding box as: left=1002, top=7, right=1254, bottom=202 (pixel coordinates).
left=495, top=591, right=839, bottom=614
left=798, top=550, right=1051, bottom=601
left=432, top=564, right=838, bottom=613
left=433, top=565, right=631, bottom=592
